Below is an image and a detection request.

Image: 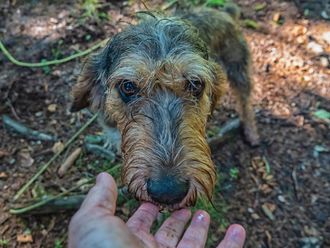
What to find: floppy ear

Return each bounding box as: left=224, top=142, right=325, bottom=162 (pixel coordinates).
left=71, top=57, right=105, bottom=112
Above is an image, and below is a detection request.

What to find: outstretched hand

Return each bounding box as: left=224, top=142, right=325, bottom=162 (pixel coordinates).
left=69, top=172, right=246, bottom=248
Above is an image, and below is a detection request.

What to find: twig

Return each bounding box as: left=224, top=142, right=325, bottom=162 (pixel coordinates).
left=12, top=195, right=86, bottom=215
left=10, top=180, right=93, bottom=214
left=58, top=147, right=82, bottom=177
left=207, top=118, right=241, bottom=150
left=291, top=166, right=300, bottom=200
left=10, top=164, right=123, bottom=215
left=13, top=113, right=98, bottom=201
left=11, top=188, right=127, bottom=215
left=0, top=39, right=108, bottom=67
left=85, top=143, right=116, bottom=161
left=2, top=114, right=55, bottom=141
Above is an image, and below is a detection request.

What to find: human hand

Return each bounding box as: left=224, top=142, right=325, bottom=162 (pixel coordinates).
left=69, top=172, right=246, bottom=248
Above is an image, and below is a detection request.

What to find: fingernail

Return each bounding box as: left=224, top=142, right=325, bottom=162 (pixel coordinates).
left=96, top=172, right=108, bottom=184
left=196, top=212, right=206, bottom=222
left=228, top=226, right=243, bottom=241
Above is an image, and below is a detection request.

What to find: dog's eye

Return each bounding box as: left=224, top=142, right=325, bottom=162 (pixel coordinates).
left=118, top=80, right=139, bottom=103
left=186, top=80, right=204, bottom=98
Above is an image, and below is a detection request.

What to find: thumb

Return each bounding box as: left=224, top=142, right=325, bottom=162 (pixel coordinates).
left=80, top=172, right=118, bottom=215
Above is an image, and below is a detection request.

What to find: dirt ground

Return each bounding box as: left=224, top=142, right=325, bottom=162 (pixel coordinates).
left=0, top=0, right=329, bottom=247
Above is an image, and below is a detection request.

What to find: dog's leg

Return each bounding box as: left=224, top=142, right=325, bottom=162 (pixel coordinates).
left=221, top=41, right=260, bottom=146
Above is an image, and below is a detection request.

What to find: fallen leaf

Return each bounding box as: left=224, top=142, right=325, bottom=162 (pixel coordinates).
left=0, top=172, right=8, bottom=179
left=0, top=149, right=9, bottom=158
left=17, top=149, right=34, bottom=168
left=273, top=12, right=281, bottom=22
left=313, top=109, right=330, bottom=121
left=254, top=2, right=266, bottom=11
left=52, top=141, right=64, bottom=154
left=244, top=19, right=259, bottom=29
left=251, top=213, right=260, bottom=220
left=17, top=234, right=33, bottom=243
left=262, top=203, right=276, bottom=221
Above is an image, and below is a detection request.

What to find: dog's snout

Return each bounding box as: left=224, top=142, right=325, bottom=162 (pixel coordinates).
left=147, top=175, right=189, bottom=205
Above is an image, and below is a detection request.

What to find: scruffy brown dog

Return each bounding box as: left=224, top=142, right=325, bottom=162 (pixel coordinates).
left=71, top=6, right=259, bottom=210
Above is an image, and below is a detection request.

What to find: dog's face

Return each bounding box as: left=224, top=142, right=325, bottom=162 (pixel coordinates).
left=71, top=16, right=226, bottom=209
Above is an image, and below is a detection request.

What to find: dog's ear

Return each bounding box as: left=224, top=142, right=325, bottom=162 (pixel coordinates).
left=71, top=57, right=106, bottom=112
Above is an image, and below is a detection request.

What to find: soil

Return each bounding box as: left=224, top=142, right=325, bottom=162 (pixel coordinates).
left=0, top=0, right=329, bottom=247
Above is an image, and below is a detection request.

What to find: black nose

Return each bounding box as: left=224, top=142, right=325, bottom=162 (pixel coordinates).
left=147, top=175, right=189, bottom=205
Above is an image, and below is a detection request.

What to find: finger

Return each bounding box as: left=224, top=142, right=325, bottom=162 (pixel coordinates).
left=126, top=203, right=159, bottom=233
left=177, top=210, right=210, bottom=248
left=154, top=209, right=191, bottom=248
left=80, top=172, right=118, bottom=215
left=217, top=224, right=246, bottom=248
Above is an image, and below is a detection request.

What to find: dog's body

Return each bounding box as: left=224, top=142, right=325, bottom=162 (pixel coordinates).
left=71, top=6, right=259, bottom=210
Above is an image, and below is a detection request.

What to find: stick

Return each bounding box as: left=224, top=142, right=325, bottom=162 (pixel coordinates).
left=12, top=195, right=86, bottom=215
left=10, top=164, right=122, bottom=215
left=207, top=118, right=241, bottom=150
left=58, top=148, right=82, bottom=177
left=10, top=180, right=93, bottom=215
left=2, top=114, right=55, bottom=141
left=0, top=39, right=108, bottom=67
left=11, top=187, right=128, bottom=215
left=13, top=113, right=98, bottom=201
left=85, top=143, right=116, bottom=161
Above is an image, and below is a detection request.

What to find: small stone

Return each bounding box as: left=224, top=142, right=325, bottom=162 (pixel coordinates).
left=300, top=237, right=322, bottom=248
left=251, top=213, right=260, bottom=220
left=303, top=75, right=311, bottom=82
left=47, top=104, right=57, bottom=112
left=307, top=42, right=324, bottom=55
left=35, top=111, right=43, bottom=117
left=52, top=141, right=64, bottom=154
left=320, top=57, right=329, bottom=68
left=296, top=35, right=305, bottom=44
left=322, top=31, right=330, bottom=45
left=311, top=194, right=318, bottom=204
left=278, top=195, right=286, bottom=203
left=304, top=226, right=320, bottom=236
left=9, top=158, right=16, bottom=165
left=17, top=149, right=34, bottom=168
left=70, top=117, right=76, bottom=124
left=247, top=207, right=254, bottom=213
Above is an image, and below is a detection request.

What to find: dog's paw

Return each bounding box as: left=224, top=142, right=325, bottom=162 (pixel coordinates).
left=243, top=126, right=260, bottom=147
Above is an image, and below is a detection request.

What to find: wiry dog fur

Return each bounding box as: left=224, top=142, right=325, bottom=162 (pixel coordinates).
left=71, top=6, right=259, bottom=210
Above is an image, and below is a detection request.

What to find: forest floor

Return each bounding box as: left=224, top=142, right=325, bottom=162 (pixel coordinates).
left=0, top=0, right=329, bottom=247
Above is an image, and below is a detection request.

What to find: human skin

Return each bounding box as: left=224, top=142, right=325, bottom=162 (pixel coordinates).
left=69, top=172, right=246, bottom=248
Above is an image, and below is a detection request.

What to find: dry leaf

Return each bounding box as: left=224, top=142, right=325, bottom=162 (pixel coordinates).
left=0, top=149, right=9, bottom=158
left=17, top=234, right=33, bottom=243
left=52, top=141, right=64, bottom=154
left=0, top=172, right=8, bottom=179
left=262, top=203, right=276, bottom=221
left=17, top=149, right=34, bottom=167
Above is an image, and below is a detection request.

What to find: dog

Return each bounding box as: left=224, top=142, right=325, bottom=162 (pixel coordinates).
left=70, top=5, right=259, bottom=210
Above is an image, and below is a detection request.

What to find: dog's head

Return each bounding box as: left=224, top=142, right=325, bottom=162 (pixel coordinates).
left=71, top=14, right=227, bottom=210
